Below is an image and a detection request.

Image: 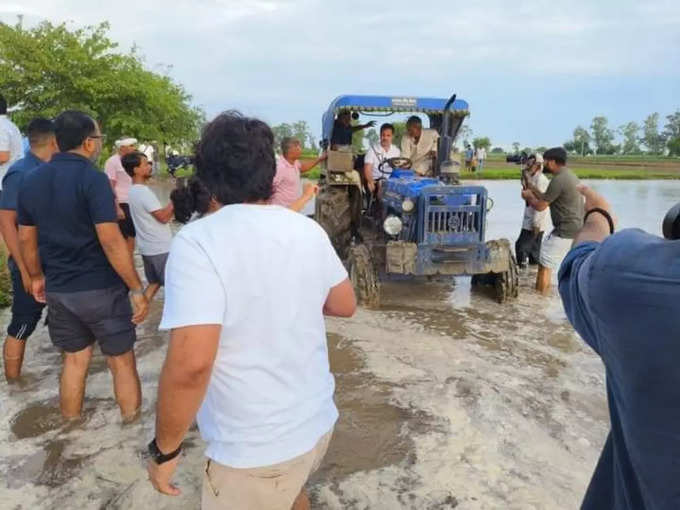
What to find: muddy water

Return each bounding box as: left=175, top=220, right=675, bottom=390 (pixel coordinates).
left=1, top=179, right=676, bottom=509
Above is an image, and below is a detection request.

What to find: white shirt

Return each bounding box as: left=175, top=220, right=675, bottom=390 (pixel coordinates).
left=523, top=171, right=552, bottom=232
left=160, top=204, right=347, bottom=468
left=0, top=115, right=23, bottom=189
left=127, top=184, right=172, bottom=255
left=401, top=128, right=439, bottom=175
left=365, top=143, right=401, bottom=180
left=475, top=147, right=486, bottom=161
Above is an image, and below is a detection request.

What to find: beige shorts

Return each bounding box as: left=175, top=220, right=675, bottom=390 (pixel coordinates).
left=539, top=231, right=573, bottom=270
left=201, top=429, right=333, bottom=510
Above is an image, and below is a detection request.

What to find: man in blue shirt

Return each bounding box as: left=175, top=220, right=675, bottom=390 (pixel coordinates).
left=0, top=118, right=58, bottom=380
left=558, top=186, right=680, bottom=509
left=17, top=110, right=149, bottom=421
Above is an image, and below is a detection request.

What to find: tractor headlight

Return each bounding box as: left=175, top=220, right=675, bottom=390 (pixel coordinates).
left=402, top=198, right=415, bottom=213
left=383, top=215, right=403, bottom=236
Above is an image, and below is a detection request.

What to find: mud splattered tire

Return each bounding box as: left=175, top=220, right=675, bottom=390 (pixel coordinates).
left=348, top=244, right=380, bottom=307
left=493, top=241, right=519, bottom=304
left=315, top=186, right=352, bottom=259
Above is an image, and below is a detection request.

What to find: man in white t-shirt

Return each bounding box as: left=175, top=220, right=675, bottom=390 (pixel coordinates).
left=121, top=151, right=174, bottom=301
left=516, top=154, right=551, bottom=267
left=363, top=122, right=401, bottom=194
left=147, top=112, right=356, bottom=510
left=0, top=94, right=23, bottom=194
left=475, top=146, right=487, bottom=173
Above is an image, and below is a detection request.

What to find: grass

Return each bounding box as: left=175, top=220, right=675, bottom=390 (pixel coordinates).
left=460, top=164, right=680, bottom=180
left=0, top=248, right=12, bottom=308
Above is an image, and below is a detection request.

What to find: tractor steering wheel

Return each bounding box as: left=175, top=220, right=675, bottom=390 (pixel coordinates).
left=387, top=157, right=412, bottom=169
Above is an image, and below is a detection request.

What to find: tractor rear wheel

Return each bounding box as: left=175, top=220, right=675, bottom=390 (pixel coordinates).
left=348, top=244, right=380, bottom=307
left=493, top=241, right=519, bottom=303
left=315, top=186, right=352, bottom=259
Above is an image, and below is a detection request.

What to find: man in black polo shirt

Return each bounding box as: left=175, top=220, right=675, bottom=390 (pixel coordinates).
left=17, top=110, right=149, bottom=421
left=330, top=110, right=375, bottom=149
left=0, top=118, right=58, bottom=380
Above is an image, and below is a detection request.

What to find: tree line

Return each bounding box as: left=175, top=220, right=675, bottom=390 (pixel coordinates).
left=0, top=19, right=204, bottom=153
left=563, top=112, right=680, bottom=156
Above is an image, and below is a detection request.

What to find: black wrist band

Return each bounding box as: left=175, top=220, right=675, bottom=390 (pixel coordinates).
left=584, top=207, right=615, bottom=234
left=148, top=438, right=182, bottom=465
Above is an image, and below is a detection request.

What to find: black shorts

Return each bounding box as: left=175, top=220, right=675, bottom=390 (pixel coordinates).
left=46, top=284, right=136, bottom=356
left=7, top=258, right=45, bottom=340
left=142, top=253, right=168, bottom=286
left=118, top=203, right=136, bottom=238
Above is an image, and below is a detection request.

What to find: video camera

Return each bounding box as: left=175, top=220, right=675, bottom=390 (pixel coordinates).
left=506, top=151, right=529, bottom=165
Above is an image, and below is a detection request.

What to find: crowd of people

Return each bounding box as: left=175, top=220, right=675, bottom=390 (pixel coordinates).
left=1, top=91, right=679, bottom=509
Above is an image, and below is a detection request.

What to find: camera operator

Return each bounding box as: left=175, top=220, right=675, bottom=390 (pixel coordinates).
left=558, top=186, right=680, bottom=510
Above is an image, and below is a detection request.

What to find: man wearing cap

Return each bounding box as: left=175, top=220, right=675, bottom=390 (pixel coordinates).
left=516, top=154, right=551, bottom=268
left=401, top=116, right=439, bottom=176
left=105, top=137, right=138, bottom=256
left=330, top=110, right=375, bottom=150
left=521, top=147, right=584, bottom=293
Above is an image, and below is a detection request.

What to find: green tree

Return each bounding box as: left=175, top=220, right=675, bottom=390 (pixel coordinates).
left=459, top=125, right=473, bottom=147
left=271, top=123, right=293, bottom=153
left=0, top=20, right=203, bottom=150
left=490, top=147, right=504, bottom=153
left=472, top=137, right=491, bottom=150
left=663, top=111, right=680, bottom=156
left=391, top=122, right=407, bottom=149
left=535, top=146, right=547, bottom=154
left=511, top=142, right=520, bottom=153
left=566, top=126, right=592, bottom=155
left=365, top=128, right=379, bottom=149
left=642, top=113, right=667, bottom=154
left=619, top=121, right=641, bottom=154
left=590, top=116, right=615, bottom=154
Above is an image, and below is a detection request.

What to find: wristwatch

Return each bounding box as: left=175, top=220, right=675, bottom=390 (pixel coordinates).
left=148, top=438, right=182, bottom=465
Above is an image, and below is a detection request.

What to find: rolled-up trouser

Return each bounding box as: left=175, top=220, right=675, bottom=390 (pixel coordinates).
left=539, top=231, right=574, bottom=270
left=515, top=228, right=544, bottom=266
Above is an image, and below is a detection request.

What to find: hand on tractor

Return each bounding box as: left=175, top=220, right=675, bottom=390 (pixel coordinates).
left=303, top=182, right=319, bottom=198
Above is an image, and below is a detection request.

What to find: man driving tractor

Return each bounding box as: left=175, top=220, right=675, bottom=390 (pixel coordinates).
left=363, top=123, right=400, bottom=195
left=401, top=116, right=439, bottom=176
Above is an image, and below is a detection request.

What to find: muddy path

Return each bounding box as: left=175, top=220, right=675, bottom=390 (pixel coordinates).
left=0, top=264, right=608, bottom=510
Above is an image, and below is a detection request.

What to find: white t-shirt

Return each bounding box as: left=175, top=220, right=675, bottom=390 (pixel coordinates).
left=0, top=115, right=23, bottom=189
left=475, top=147, right=486, bottom=161
left=522, top=172, right=552, bottom=232
left=159, top=204, right=347, bottom=468
left=127, top=184, right=172, bottom=255
left=365, top=143, right=401, bottom=180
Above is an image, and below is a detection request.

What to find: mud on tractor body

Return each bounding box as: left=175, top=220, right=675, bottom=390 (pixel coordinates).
left=314, top=94, right=519, bottom=305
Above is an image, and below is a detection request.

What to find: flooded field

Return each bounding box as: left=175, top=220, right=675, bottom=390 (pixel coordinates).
left=1, top=179, right=677, bottom=509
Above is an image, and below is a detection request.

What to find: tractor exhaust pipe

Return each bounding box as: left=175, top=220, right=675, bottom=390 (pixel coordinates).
left=436, top=93, right=459, bottom=183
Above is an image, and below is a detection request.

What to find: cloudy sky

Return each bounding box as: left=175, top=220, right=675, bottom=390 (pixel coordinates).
left=2, top=0, right=679, bottom=147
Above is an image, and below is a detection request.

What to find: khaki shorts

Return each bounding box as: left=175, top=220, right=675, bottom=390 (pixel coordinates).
left=539, top=231, right=573, bottom=270
left=202, top=429, right=333, bottom=510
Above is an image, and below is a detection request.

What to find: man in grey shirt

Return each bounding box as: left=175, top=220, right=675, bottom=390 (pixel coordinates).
left=521, top=147, right=583, bottom=293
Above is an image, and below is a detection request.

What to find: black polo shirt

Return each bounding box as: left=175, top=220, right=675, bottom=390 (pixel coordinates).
left=17, top=152, right=122, bottom=293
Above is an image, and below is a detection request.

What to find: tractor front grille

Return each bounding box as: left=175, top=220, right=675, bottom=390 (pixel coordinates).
left=427, top=210, right=479, bottom=234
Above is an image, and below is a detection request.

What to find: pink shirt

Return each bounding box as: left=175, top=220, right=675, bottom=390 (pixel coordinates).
left=270, top=156, right=302, bottom=208
left=104, top=153, right=132, bottom=203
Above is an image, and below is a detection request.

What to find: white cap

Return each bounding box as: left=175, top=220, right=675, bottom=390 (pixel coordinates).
left=115, top=137, right=137, bottom=149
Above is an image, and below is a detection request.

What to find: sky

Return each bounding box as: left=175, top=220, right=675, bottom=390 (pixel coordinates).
left=2, top=0, right=679, bottom=148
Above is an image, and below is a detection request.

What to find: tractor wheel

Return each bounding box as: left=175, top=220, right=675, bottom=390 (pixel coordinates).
left=493, top=241, right=519, bottom=303
left=315, top=186, right=352, bottom=260
left=348, top=244, right=380, bottom=307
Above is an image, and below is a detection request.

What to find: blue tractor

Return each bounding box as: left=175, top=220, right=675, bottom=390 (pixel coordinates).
left=314, top=94, right=519, bottom=305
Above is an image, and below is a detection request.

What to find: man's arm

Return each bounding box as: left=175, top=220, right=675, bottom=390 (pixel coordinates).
left=323, top=278, right=356, bottom=317
left=521, top=189, right=550, bottom=211
left=300, top=152, right=327, bottom=173
left=0, top=151, right=9, bottom=164
left=571, top=185, right=615, bottom=246
left=18, top=225, right=46, bottom=302
left=151, top=202, right=175, bottom=224
left=0, top=210, right=30, bottom=290
left=351, top=121, right=376, bottom=133
left=288, top=182, right=318, bottom=212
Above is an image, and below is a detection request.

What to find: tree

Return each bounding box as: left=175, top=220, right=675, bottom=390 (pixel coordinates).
left=365, top=128, right=379, bottom=149
left=566, top=126, right=593, bottom=155
left=459, top=125, right=473, bottom=147
left=664, top=111, right=680, bottom=156
left=642, top=113, right=667, bottom=155
left=391, top=122, right=407, bottom=149
left=535, top=146, right=547, bottom=154
left=271, top=123, right=293, bottom=153
left=619, top=121, right=641, bottom=155
left=590, top=116, right=615, bottom=154
left=511, top=142, right=520, bottom=153
left=0, top=20, right=203, bottom=147
left=472, top=137, right=491, bottom=150
left=491, top=147, right=504, bottom=153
